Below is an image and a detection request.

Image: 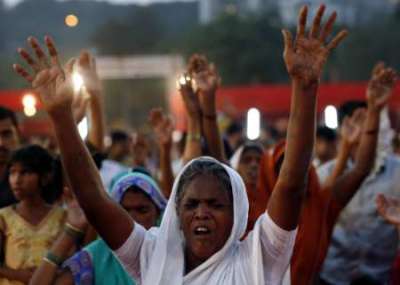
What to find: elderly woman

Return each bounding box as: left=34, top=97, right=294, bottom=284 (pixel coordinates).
left=14, top=5, right=347, bottom=285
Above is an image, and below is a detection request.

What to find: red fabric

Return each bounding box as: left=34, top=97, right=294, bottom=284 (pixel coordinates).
left=256, top=142, right=343, bottom=285
left=391, top=254, right=400, bottom=285
left=169, top=82, right=400, bottom=130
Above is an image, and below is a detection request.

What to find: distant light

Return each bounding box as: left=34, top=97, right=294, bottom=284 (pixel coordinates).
left=65, top=14, right=79, bottom=27
left=324, top=105, right=338, bottom=129
left=72, top=72, right=84, bottom=93
left=172, top=130, right=183, bottom=143
left=24, top=106, right=36, bottom=117
left=78, top=117, right=88, bottom=140
left=247, top=108, right=261, bottom=140
left=22, top=93, right=37, bottom=108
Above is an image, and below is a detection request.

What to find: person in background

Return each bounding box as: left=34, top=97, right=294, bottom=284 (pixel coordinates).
left=314, top=126, right=337, bottom=167
left=0, top=145, right=65, bottom=285
left=230, top=142, right=266, bottom=234
left=318, top=64, right=399, bottom=284
left=30, top=171, right=166, bottom=285
left=0, top=107, right=20, bottom=209
left=100, top=130, right=130, bottom=190
left=224, top=122, right=243, bottom=159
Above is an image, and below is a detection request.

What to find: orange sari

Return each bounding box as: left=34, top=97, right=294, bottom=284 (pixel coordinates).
left=256, top=141, right=343, bottom=285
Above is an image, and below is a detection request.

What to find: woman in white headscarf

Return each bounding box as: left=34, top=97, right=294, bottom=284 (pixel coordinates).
left=13, top=4, right=347, bottom=285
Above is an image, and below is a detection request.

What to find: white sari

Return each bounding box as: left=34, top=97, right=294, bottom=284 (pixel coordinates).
left=114, top=157, right=297, bottom=285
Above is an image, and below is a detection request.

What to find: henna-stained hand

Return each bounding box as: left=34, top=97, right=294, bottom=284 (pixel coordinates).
left=282, top=5, right=348, bottom=87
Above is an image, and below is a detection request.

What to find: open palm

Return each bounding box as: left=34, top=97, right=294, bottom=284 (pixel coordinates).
left=13, top=36, right=74, bottom=118
left=282, top=5, right=348, bottom=87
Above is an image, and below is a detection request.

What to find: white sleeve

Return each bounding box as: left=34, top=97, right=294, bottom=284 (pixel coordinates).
left=258, top=213, right=297, bottom=284
left=113, top=222, right=146, bottom=282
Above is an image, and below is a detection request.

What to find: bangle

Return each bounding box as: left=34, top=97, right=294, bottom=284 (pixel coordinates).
left=43, top=251, right=64, bottom=267
left=187, top=133, right=201, bottom=141
left=203, top=113, right=217, bottom=121
left=64, top=223, right=85, bottom=241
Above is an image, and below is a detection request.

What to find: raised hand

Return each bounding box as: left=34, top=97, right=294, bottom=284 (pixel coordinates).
left=341, top=108, right=366, bottom=146
left=367, top=62, right=397, bottom=112
left=282, top=5, right=348, bottom=87
left=76, top=50, right=102, bottom=94
left=13, top=36, right=74, bottom=118
left=376, top=194, right=400, bottom=227
left=149, top=108, right=173, bottom=148
left=177, top=73, right=202, bottom=118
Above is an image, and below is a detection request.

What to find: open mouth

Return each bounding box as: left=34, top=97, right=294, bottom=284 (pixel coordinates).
left=194, top=226, right=211, bottom=236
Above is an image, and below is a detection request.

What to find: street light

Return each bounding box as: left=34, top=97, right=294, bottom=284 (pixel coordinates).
left=65, top=14, right=79, bottom=28
left=247, top=108, right=261, bottom=140
left=22, top=93, right=37, bottom=117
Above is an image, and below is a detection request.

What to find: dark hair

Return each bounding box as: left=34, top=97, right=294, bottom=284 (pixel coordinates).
left=240, top=142, right=264, bottom=157
left=110, top=130, right=130, bottom=144
left=226, top=122, right=242, bottom=136
left=8, top=145, right=55, bottom=202
left=0, top=106, right=18, bottom=128
left=176, top=159, right=232, bottom=209
left=338, top=101, right=367, bottom=125
left=316, top=126, right=337, bottom=142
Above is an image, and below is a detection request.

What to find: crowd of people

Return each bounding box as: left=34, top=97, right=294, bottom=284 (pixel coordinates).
left=0, top=4, right=399, bottom=285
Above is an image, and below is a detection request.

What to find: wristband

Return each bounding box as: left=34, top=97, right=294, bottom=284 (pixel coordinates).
left=64, top=223, right=85, bottom=241
left=44, top=251, right=64, bottom=267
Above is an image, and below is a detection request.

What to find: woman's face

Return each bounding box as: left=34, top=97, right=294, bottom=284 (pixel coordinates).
left=121, top=189, right=159, bottom=230
left=178, top=174, right=233, bottom=266
left=9, top=162, right=40, bottom=200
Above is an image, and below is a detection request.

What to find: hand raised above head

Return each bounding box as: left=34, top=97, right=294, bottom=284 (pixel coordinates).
left=76, top=50, right=102, bottom=94
left=367, top=62, right=397, bottom=112
left=13, top=36, right=74, bottom=118
left=282, top=5, right=348, bottom=87
left=149, top=108, right=173, bottom=147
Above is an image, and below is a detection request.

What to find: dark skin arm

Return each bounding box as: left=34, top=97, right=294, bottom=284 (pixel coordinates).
left=30, top=188, right=87, bottom=285
left=267, top=5, right=348, bottom=230
left=189, top=55, right=226, bottom=162
left=329, top=63, right=397, bottom=207
left=77, top=51, right=106, bottom=153
left=149, top=108, right=174, bottom=199
left=13, top=36, right=133, bottom=250
left=178, top=75, right=202, bottom=164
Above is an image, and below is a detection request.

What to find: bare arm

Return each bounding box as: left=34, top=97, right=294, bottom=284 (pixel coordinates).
left=190, top=56, right=225, bottom=162
left=13, top=36, right=133, bottom=250
left=149, top=108, right=174, bottom=198
left=330, top=63, right=397, bottom=206
left=178, top=75, right=202, bottom=164
left=267, top=5, right=348, bottom=230
left=30, top=188, right=87, bottom=285
left=77, top=51, right=106, bottom=153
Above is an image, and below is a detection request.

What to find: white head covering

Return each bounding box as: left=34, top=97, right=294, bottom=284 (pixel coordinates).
left=139, top=156, right=266, bottom=285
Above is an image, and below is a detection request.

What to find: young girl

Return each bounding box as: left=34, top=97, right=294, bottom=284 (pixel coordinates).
left=0, top=145, right=65, bottom=285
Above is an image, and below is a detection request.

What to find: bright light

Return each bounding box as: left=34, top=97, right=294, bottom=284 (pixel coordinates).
left=78, top=117, right=88, bottom=140
left=22, top=94, right=37, bottom=108
left=324, top=105, right=338, bottom=129
left=246, top=108, right=261, bottom=140
left=72, top=72, right=84, bottom=93
left=24, top=106, right=36, bottom=117
left=65, top=14, right=79, bottom=27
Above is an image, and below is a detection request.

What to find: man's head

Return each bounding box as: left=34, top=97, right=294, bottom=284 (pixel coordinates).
left=225, top=122, right=243, bottom=152
left=0, top=106, right=20, bottom=169
left=108, top=130, right=131, bottom=162
left=315, top=126, right=337, bottom=165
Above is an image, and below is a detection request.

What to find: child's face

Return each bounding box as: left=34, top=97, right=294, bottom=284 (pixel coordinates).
left=9, top=162, right=41, bottom=200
